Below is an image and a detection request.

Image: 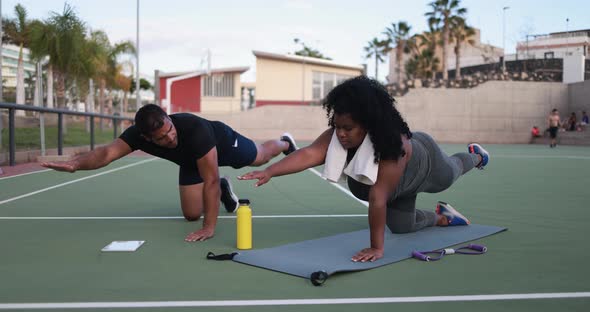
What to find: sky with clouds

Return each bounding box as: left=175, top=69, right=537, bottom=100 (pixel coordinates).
left=3, top=0, right=589, bottom=82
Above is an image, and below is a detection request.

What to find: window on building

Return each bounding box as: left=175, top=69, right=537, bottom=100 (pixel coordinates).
left=312, top=71, right=354, bottom=100
left=202, top=73, right=234, bottom=97
left=544, top=52, right=554, bottom=59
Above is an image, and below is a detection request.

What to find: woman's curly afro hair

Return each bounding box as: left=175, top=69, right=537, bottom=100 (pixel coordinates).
left=322, top=75, right=412, bottom=163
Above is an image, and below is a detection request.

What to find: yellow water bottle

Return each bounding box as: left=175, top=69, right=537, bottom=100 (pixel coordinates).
left=236, top=199, right=252, bottom=250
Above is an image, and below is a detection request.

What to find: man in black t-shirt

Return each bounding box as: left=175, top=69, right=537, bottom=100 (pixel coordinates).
left=41, top=104, right=298, bottom=242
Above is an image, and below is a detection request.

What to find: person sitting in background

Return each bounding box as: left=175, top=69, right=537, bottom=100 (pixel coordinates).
left=581, top=111, right=588, bottom=129
left=531, top=126, right=541, bottom=138
left=567, top=112, right=577, bottom=131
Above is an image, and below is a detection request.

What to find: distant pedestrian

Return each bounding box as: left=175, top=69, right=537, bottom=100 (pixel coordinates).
left=547, top=108, right=561, bottom=148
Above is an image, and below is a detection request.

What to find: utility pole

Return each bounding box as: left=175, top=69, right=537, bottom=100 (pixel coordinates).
left=0, top=0, right=3, bottom=102
left=0, top=0, right=3, bottom=151
left=565, top=18, right=570, bottom=56
left=502, top=6, right=510, bottom=74
left=135, top=0, right=141, bottom=110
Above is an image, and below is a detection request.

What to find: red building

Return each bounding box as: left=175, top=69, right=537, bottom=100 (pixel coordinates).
left=155, top=67, right=249, bottom=114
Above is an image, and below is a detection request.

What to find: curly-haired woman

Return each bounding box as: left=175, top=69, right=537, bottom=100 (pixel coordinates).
left=239, top=76, right=489, bottom=262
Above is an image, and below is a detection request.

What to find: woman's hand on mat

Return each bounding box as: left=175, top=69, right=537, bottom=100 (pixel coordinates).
left=184, top=227, right=215, bottom=242
left=237, top=170, right=271, bottom=187
left=41, top=160, right=78, bottom=173
left=351, top=247, right=383, bottom=262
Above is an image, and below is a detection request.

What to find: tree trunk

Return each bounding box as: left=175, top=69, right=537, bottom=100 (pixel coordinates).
left=86, top=79, right=95, bottom=132
left=55, top=70, right=67, bottom=108
left=33, top=63, right=40, bottom=107
left=396, top=44, right=403, bottom=83
left=16, top=44, right=25, bottom=105
left=455, top=41, right=462, bottom=80
left=374, top=54, right=379, bottom=80
left=123, top=91, right=128, bottom=114
left=99, top=78, right=106, bottom=131
left=107, top=90, right=113, bottom=128
left=47, top=65, right=54, bottom=108
left=442, top=24, right=449, bottom=80
left=54, top=70, right=68, bottom=135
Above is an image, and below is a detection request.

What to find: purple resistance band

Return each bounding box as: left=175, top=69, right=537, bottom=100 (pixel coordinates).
left=412, top=244, right=487, bottom=262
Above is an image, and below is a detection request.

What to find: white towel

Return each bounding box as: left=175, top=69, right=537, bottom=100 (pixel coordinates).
left=322, top=131, right=379, bottom=185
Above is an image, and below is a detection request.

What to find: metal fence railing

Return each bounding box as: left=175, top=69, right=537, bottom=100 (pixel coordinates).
left=0, top=103, right=134, bottom=166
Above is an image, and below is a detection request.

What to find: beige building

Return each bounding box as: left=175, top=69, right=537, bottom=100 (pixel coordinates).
left=388, top=28, right=503, bottom=83
left=253, top=50, right=364, bottom=106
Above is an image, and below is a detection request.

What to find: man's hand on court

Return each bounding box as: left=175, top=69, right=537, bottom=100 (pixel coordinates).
left=41, top=161, right=78, bottom=173
left=237, top=170, right=271, bottom=187
left=185, top=227, right=215, bottom=242
left=351, top=247, right=383, bottom=262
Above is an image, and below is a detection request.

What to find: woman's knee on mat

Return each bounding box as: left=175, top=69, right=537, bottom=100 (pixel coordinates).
left=387, top=222, right=415, bottom=234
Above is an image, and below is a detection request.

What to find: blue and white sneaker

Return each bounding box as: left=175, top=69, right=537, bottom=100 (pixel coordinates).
left=280, top=132, right=298, bottom=155
left=467, top=143, right=489, bottom=170
left=220, top=176, right=239, bottom=213
left=436, top=201, right=470, bottom=226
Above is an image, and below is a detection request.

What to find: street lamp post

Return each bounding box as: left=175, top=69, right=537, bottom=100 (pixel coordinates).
left=502, top=6, right=510, bottom=74
left=136, top=0, right=141, bottom=110
left=565, top=18, right=570, bottom=56
left=0, top=0, right=3, bottom=150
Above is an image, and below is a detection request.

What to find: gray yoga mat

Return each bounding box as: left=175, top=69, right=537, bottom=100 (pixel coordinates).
left=230, top=224, right=506, bottom=282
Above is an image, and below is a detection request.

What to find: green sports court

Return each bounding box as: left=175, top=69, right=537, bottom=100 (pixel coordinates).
left=1, top=143, right=589, bottom=311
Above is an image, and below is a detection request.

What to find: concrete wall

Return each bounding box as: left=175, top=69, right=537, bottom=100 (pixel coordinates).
left=395, top=81, right=569, bottom=143
left=199, top=105, right=328, bottom=141
left=200, top=81, right=577, bottom=144
left=200, top=96, right=241, bottom=113
left=568, top=79, right=590, bottom=115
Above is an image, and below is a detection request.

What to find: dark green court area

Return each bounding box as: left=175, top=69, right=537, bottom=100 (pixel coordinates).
left=1, top=144, right=589, bottom=311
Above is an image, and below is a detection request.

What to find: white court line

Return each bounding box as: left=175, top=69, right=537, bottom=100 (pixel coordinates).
left=1, top=292, right=589, bottom=309
left=0, top=169, right=52, bottom=180
left=307, top=168, right=368, bottom=207
left=0, top=158, right=157, bottom=206
left=495, top=154, right=590, bottom=160
left=0, top=214, right=366, bottom=220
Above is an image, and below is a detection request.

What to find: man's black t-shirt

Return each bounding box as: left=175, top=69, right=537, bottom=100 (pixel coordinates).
left=119, top=113, right=234, bottom=168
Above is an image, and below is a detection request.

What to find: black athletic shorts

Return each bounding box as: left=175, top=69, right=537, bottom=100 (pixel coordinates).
left=178, top=132, right=258, bottom=185
left=549, top=127, right=558, bottom=139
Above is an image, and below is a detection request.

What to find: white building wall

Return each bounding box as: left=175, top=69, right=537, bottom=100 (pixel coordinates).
left=516, top=33, right=589, bottom=60
left=563, top=52, right=585, bottom=84
left=1, top=44, right=36, bottom=88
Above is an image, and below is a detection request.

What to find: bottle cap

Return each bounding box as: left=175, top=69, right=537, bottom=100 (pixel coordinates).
left=238, top=199, right=250, bottom=205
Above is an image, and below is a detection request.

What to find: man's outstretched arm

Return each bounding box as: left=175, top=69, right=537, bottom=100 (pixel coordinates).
left=41, top=139, right=133, bottom=172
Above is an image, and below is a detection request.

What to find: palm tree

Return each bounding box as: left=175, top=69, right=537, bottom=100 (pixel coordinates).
left=102, top=39, right=135, bottom=128
left=383, top=21, right=412, bottom=83
left=29, top=20, right=56, bottom=108
left=425, top=0, right=467, bottom=80
left=3, top=4, right=32, bottom=105
left=406, top=48, right=440, bottom=80
left=293, top=38, right=331, bottom=60
left=44, top=4, right=87, bottom=109
left=364, top=38, right=388, bottom=80
left=409, top=32, right=439, bottom=80
left=449, top=16, right=475, bottom=80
